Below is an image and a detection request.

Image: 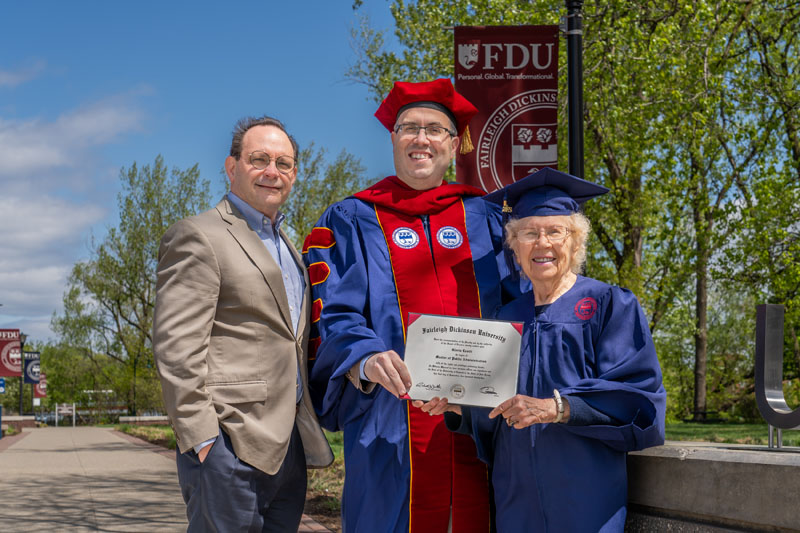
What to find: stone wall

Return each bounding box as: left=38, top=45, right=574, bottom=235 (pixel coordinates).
left=118, top=415, right=170, bottom=426
left=626, top=442, right=800, bottom=532
left=1, top=415, right=36, bottom=435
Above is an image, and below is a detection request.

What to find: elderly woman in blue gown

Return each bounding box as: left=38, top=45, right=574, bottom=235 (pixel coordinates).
left=415, top=168, right=666, bottom=532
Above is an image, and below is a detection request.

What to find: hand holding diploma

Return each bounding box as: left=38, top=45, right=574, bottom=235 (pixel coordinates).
left=489, top=394, right=568, bottom=429
left=411, top=397, right=462, bottom=416
left=403, top=314, right=523, bottom=408
left=364, top=349, right=413, bottom=398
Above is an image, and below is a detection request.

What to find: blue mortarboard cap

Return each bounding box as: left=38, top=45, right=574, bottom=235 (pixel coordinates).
left=484, top=167, right=609, bottom=218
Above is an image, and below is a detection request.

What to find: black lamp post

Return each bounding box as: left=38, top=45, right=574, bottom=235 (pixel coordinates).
left=565, top=0, right=584, bottom=179
left=18, top=332, right=27, bottom=416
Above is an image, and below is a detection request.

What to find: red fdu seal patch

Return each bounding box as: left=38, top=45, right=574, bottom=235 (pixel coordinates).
left=574, top=297, right=597, bottom=320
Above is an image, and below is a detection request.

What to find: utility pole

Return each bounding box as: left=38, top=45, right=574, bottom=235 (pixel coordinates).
left=18, top=333, right=27, bottom=415
left=565, top=0, right=584, bottom=179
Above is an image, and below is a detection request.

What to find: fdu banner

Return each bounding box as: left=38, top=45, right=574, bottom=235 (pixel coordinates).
left=0, top=329, right=21, bottom=377
left=24, top=351, right=40, bottom=384
left=34, top=372, right=47, bottom=398
left=454, top=25, right=559, bottom=192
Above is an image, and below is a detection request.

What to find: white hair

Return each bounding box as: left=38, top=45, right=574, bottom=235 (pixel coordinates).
left=504, top=212, right=591, bottom=275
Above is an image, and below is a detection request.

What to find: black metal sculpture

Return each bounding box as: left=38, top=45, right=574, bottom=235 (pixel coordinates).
left=755, top=304, right=800, bottom=448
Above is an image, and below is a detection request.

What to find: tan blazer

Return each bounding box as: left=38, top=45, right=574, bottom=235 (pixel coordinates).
left=153, top=197, right=333, bottom=475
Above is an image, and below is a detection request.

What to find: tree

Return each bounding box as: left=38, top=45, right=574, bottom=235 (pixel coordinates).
left=347, top=0, right=693, bottom=383
left=651, top=1, right=769, bottom=419
left=282, top=144, right=374, bottom=248
left=52, top=156, right=211, bottom=415
left=348, top=0, right=692, bottom=324
left=736, top=1, right=800, bottom=386
left=346, top=0, right=800, bottom=420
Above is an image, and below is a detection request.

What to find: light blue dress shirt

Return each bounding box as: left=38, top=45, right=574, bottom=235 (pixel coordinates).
left=193, top=192, right=305, bottom=454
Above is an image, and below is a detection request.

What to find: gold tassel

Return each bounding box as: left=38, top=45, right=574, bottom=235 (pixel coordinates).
left=502, top=199, right=512, bottom=213
left=460, top=125, right=474, bottom=154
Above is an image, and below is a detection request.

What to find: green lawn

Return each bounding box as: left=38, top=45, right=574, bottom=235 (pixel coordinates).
left=114, top=424, right=345, bottom=452
left=117, top=422, right=800, bottom=451
left=116, top=423, right=177, bottom=450
left=665, top=422, right=800, bottom=446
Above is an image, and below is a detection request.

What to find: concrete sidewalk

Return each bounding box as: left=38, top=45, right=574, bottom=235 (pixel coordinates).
left=0, top=427, right=332, bottom=532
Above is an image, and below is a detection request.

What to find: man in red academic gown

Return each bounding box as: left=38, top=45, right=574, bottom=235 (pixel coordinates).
left=303, top=79, right=519, bottom=532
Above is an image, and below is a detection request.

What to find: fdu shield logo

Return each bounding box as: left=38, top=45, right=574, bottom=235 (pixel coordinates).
left=574, top=297, right=597, bottom=320
left=436, top=226, right=463, bottom=249
left=1, top=344, right=20, bottom=375
left=458, top=43, right=479, bottom=70
left=26, top=360, right=40, bottom=382
left=24, top=352, right=41, bottom=384
left=392, top=227, right=419, bottom=249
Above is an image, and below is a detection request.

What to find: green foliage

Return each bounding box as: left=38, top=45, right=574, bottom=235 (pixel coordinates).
left=116, top=423, right=177, bottom=449
left=349, top=1, right=561, bottom=101
left=323, top=429, right=344, bottom=457
left=283, top=143, right=375, bottom=248
left=666, top=422, right=800, bottom=447
left=0, top=376, right=23, bottom=415
left=654, top=298, right=696, bottom=421
left=347, top=0, right=800, bottom=420
left=720, top=1, right=800, bottom=394
left=722, top=169, right=800, bottom=387
left=40, top=344, right=117, bottom=405
left=347, top=0, right=701, bottom=315
left=51, top=156, right=211, bottom=416
left=656, top=283, right=761, bottom=422
left=307, top=430, right=346, bottom=501
left=43, top=140, right=369, bottom=418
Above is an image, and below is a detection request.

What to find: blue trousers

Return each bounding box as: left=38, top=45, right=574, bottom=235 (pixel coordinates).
left=176, top=424, right=307, bottom=532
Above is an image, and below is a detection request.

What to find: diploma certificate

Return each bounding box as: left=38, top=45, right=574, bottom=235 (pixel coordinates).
left=404, top=313, right=523, bottom=408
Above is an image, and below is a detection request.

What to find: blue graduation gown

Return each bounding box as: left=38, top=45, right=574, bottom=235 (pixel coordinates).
left=457, top=275, right=666, bottom=532
left=303, top=179, right=520, bottom=532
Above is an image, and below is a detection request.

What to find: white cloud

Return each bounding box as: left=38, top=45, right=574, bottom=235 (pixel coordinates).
left=0, top=265, right=71, bottom=309
left=0, top=60, right=46, bottom=88
left=0, top=196, right=105, bottom=258
left=0, top=100, right=144, bottom=177
left=0, top=93, right=145, bottom=344
left=0, top=194, right=106, bottom=343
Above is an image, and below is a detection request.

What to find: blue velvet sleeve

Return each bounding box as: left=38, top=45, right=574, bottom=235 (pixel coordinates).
left=563, top=395, right=617, bottom=426
left=304, top=203, right=388, bottom=431
left=559, top=287, right=666, bottom=451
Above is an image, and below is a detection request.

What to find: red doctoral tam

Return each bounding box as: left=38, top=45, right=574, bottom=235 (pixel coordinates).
left=374, top=78, right=478, bottom=149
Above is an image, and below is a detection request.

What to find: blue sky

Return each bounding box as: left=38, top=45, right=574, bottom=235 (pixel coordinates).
left=0, top=1, right=400, bottom=342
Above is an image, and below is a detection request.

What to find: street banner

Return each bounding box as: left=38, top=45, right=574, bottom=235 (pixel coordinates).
left=34, top=372, right=47, bottom=398
left=0, top=377, right=5, bottom=394
left=454, top=25, right=559, bottom=192
left=24, top=351, right=40, bottom=384
left=0, top=329, right=21, bottom=377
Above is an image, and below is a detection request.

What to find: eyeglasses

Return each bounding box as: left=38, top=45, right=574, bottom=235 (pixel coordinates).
left=248, top=151, right=296, bottom=174
left=517, top=225, right=571, bottom=244
left=394, top=123, right=456, bottom=142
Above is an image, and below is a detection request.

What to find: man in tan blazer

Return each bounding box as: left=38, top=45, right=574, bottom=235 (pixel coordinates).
left=153, top=115, right=333, bottom=532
